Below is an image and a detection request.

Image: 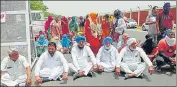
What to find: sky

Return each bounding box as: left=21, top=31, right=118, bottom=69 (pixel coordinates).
left=43, top=1, right=176, bottom=17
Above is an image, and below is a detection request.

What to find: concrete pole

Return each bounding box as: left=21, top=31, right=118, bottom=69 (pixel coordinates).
left=137, top=6, right=140, bottom=26
left=148, top=5, right=152, bottom=15
left=130, top=8, right=132, bottom=19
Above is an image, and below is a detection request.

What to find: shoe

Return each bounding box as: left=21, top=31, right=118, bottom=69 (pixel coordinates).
left=138, top=73, right=144, bottom=79
left=73, top=73, right=80, bottom=80
left=124, top=74, right=130, bottom=80
left=87, top=71, right=96, bottom=77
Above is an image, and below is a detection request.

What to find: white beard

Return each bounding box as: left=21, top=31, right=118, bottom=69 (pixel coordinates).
left=104, top=45, right=111, bottom=50
left=165, top=36, right=175, bottom=46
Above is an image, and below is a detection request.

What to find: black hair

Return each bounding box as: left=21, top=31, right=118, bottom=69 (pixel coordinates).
left=48, top=42, right=57, bottom=48
left=145, top=34, right=152, bottom=39
left=104, top=14, right=109, bottom=19
left=152, top=6, right=158, bottom=11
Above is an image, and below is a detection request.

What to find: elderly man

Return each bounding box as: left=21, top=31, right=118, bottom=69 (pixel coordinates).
left=115, top=38, right=154, bottom=80
left=156, top=29, right=176, bottom=72
left=69, top=36, right=97, bottom=80
left=117, top=33, right=130, bottom=53
left=1, top=47, right=31, bottom=86
left=96, top=37, right=119, bottom=73
left=35, top=42, right=69, bottom=84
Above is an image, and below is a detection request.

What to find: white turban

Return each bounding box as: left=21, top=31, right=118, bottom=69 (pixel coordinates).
left=127, top=38, right=136, bottom=46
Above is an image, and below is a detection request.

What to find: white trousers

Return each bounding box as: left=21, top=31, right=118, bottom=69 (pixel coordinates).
left=1, top=72, right=27, bottom=86
left=68, top=63, right=93, bottom=75
left=39, top=66, right=64, bottom=80
left=120, top=62, right=146, bottom=77
left=98, top=62, right=115, bottom=72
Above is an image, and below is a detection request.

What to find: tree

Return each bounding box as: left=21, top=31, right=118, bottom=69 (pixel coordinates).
left=30, top=0, right=46, bottom=12
left=30, top=0, right=58, bottom=17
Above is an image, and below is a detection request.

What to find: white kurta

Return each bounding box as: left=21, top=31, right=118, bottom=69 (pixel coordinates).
left=35, top=51, right=69, bottom=80
left=69, top=45, right=96, bottom=75
left=1, top=55, right=30, bottom=86
left=96, top=45, right=119, bottom=72
left=117, top=46, right=153, bottom=77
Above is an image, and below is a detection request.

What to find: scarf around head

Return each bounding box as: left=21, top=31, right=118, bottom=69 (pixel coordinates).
left=36, top=35, right=48, bottom=47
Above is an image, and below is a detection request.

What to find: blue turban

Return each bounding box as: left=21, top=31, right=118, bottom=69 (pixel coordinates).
left=60, top=34, right=71, bottom=48
left=62, top=34, right=68, bottom=38
left=103, top=37, right=113, bottom=45
left=75, top=36, right=86, bottom=43
left=163, top=2, right=171, bottom=14
left=163, top=2, right=171, bottom=8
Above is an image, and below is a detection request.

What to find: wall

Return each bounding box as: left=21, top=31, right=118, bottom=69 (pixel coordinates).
left=131, top=12, right=138, bottom=23
left=124, top=7, right=176, bottom=26
left=139, top=11, right=149, bottom=26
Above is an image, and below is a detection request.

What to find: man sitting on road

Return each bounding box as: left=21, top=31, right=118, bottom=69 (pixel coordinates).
left=115, top=38, right=154, bottom=80
left=156, top=29, right=176, bottom=72
left=35, top=42, right=69, bottom=84
left=1, top=47, right=31, bottom=86
left=117, top=33, right=130, bottom=53
left=96, top=37, right=119, bottom=73
left=141, top=34, right=158, bottom=63
left=69, top=36, right=97, bottom=80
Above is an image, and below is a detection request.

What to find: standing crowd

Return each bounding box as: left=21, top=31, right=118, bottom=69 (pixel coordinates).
left=1, top=2, right=176, bottom=86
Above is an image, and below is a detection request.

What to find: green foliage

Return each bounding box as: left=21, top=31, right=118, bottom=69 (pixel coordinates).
left=30, top=0, right=58, bottom=17
left=30, top=0, right=46, bottom=12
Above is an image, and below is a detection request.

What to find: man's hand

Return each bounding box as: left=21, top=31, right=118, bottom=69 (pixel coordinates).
left=148, top=66, right=154, bottom=74
left=148, top=55, right=154, bottom=58
left=79, top=70, right=85, bottom=76
left=98, top=65, right=104, bottom=71
left=35, top=76, right=42, bottom=84
left=62, top=72, right=68, bottom=80
left=26, top=78, right=31, bottom=86
left=115, top=67, right=121, bottom=76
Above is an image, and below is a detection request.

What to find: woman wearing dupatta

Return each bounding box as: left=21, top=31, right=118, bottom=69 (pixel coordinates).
left=61, top=16, right=69, bottom=37
left=69, top=16, right=79, bottom=36
left=50, top=16, right=62, bottom=40
left=60, top=34, right=71, bottom=53
left=44, top=15, right=53, bottom=40
left=101, top=14, right=111, bottom=42
left=85, top=12, right=101, bottom=55
left=35, top=35, right=49, bottom=57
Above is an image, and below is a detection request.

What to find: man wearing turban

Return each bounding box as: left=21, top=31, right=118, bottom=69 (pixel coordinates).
left=156, top=29, right=176, bottom=72
left=156, top=2, right=174, bottom=43
left=69, top=36, right=97, bottom=80
left=96, top=37, right=119, bottom=73
left=116, top=38, right=154, bottom=80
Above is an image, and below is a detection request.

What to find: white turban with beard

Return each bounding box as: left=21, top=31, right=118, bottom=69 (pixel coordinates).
left=127, top=38, right=136, bottom=46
